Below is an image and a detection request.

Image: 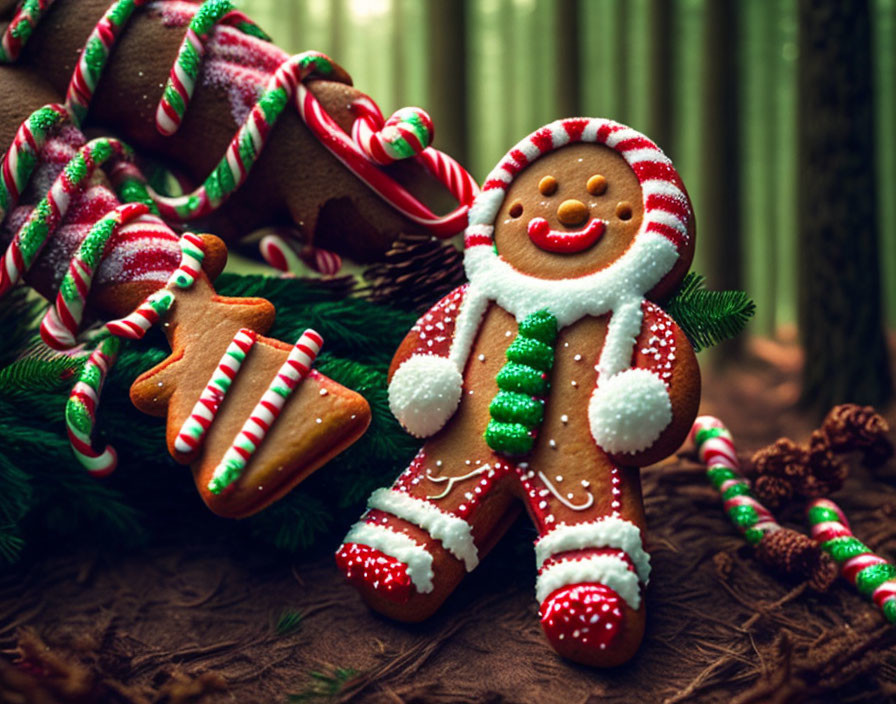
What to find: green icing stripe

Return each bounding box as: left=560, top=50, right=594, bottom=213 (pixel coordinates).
left=721, top=482, right=751, bottom=501
left=495, top=362, right=549, bottom=396
left=488, top=391, right=544, bottom=426
left=695, top=426, right=729, bottom=447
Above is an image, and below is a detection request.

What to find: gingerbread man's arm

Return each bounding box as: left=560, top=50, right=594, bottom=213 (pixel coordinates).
left=387, top=284, right=475, bottom=438
left=588, top=300, right=700, bottom=468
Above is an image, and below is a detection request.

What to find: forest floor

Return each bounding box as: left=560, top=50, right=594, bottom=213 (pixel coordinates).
left=2, top=337, right=896, bottom=704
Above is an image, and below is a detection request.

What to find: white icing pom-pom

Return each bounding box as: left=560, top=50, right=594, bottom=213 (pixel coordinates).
left=388, top=354, right=463, bottom=438
left=588, top=368, right=672, bottom=454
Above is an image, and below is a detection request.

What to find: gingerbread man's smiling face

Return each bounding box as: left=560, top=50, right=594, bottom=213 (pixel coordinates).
left=493, top=143, right=644, bottom=280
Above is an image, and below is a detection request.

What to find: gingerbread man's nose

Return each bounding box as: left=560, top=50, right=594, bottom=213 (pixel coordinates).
left=557, top=199, right=589, bottom=227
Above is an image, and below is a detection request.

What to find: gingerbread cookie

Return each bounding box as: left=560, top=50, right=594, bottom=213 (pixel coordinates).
left=336, top=118, right=701, bottom=667
left=0, top=94, right=371, bottom=518
left=5, top=0, right=478, bottom=281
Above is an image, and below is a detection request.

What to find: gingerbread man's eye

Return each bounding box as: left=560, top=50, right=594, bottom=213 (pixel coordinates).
left=509, top=201, right=524, bottom=218
left=538, top=176, right=558, bottom=196
left=615, top=201, right=633, bottom=221
left=587, top=174, right=607, bottom=196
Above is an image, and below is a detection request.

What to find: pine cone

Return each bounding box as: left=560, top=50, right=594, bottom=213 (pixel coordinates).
left=804, top=429, right=849, bottom=496
left=753, top=438, right=809, bottom=480
left=756, top=528, right=837, bottom=592
left=822, top=404, right=894, bottom=467
left=364, top=233, right=464, bottom=311
left=754, top=474, right=795, bottom=508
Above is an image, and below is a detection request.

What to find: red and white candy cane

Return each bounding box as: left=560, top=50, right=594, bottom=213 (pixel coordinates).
left=65, top=335, right=122, bottom=476
left=207, top=328, right=323, bottom=494
left=258, top=230, right=342, bottom=276
left=0, top=0, right=57, bottom=63
left=808, top=497, right=896, bottom=625
left=690, top=416, right=782, bottom=546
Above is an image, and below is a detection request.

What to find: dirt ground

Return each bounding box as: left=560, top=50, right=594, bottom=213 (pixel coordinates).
left=2, top=338, right=896, bottom=704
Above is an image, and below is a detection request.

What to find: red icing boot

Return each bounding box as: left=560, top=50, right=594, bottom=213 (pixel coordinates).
left=335, top=543, right=413, bottom=604
left=540, top=584, right=626, bottom=664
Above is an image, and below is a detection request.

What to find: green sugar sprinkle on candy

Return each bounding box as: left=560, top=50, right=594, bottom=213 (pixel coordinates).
left=728, top=503, right=758, bottom=529
left=237, top=21, right=271, bottom=41
left=706, top=465, right=736, bottom=489
left=694, top=426, right=730, bottom=447
left=108, top=0, right=137, bottom=27
left=884, top=599, right=896, bottom=624
left=855, top=563, right=896, bottom=597
left=822, top=536, right=869, bottom=564
left=65, top=398, right=92, bottom=435
left=808, top=504, right=841, bottom=526
left=83, top=36, right=108, bottom=81
left=744, top=527, right=766, bottom=545
left=259, top=86, right=288, bottom=123
left=195, top=0, right=233, bottom=34
left=163, top=83, right=186, bottom=116
left=721, top=482, right=751, bottom=501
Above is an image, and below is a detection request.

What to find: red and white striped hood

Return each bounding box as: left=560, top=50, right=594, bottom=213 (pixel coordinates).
left=463, top=118, right=694, bottom=329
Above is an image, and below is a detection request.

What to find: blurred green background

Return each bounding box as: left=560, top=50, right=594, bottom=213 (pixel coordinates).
left=239, top=0, right=896, bottom=339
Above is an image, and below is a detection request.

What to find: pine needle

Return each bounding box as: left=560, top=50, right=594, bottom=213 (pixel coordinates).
left=666, top=272, right=756, bottom=352
left=287, top=667, right=360, bottom=702
left=275, top=608, right=304, bottom=636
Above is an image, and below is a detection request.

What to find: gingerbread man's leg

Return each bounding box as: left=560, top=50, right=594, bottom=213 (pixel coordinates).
left=519, top=423, right=650, bottom=667
left=336, top=379, right=521, bottom=621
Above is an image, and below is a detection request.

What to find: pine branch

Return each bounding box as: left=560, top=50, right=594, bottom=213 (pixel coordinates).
left=666, top=272, right=756, bottom=352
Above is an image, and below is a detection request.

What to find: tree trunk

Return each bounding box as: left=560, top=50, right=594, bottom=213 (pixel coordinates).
left=553, top=0, right=581, bottom=119
left=701, top=0, right=743, bottom=359
left=426, top=0, right=469, bottom=167
left=797, top=0, right=893, bottom=413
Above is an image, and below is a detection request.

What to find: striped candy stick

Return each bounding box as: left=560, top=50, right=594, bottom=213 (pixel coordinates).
left=258, top=231, right=342, bottom=276
left=103, top=288, right=175, bottom=339
left=66, top=335, right=122, bottom=476
left=690, top=416, right=782, bottom=545
left=0, top=103, right=69, bottom=222
left=174, top=328, right=257, bottom=455
left=0, top=0, right=56, bottom=63
left=808, top=497, right=896, bottom=624
left=350, top=103, right=434, bottom=165
left=65, top=0, right=149, bottom=126
left=170, top=232, right=205, bottom=288
left=0, top=137, right=133, bottom=298
left=40, top=202, right=150, bottom=350
left=156, top=0, right=244, bottom=136
left=207, top=328, right=323, bottom=494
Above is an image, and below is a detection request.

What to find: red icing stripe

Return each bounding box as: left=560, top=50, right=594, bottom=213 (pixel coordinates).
left=531, top=127, right=555, bottom=153
left=562, top=118, right=588, bottom=142
left=615, top=136, right=657, bottom=153
left=645, top=221, right=687, bottom=248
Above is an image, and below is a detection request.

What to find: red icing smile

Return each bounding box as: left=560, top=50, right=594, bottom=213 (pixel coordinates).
left=526, top=217, right=606, bottom=253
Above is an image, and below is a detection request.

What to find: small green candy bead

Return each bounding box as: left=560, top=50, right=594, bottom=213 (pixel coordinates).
left=855, top=563, right=896, bottom=597
left=728, top=503, right=758, bottom=529
left=488, top=391, right=544, bottom=426
left=706, top=465, right=737, bottom=489
left=495, top=362, right=549, bottom=396
left=823, top=536, right=869, bottom=564
left=506, top=336, right=554, bottom=371
left=518, top=310, right=558, bottom=344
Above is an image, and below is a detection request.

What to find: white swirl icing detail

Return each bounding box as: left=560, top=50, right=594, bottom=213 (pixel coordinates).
left=537, top=471, right=594, bottom=512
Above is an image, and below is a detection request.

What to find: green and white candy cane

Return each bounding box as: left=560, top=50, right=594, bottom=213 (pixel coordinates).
left=690, top=416, right=782, bottom=545
left=808, top=497, right=896, bottom=624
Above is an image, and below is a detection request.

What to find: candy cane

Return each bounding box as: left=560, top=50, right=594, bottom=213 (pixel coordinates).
left=808, top=497, right=896, bottom=624
left=0, top=0, right=57, bottom=63
left=65, top=335, right=121, bottom=476
left=208, top=328, right=323, bottom=494
left=40, top=202, right=150, bottom=350
left=155, top=0, right=263, bottom=135
left=0, top=137, right=133, bottom=298
left=350, top=103, right=434, bottom=165
left=690, top=416, right=782, bottom=545
left=259, top=231, right=342, bottom=276
left=174, top=328, right=257, bottom=455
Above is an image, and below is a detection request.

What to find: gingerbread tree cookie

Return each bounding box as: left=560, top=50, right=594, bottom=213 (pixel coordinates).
left=336, top=118, right=701, bottom=667
left=0, top=93, right=370, bottom=518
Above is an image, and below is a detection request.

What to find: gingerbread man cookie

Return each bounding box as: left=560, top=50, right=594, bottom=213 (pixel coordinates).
left=336, top=118, right=700, bottom=667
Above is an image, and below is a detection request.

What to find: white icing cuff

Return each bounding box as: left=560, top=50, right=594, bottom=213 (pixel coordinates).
left=388, top=354, right=463, bottom=438
left=534, top=517, right=651, bottom=584
left=535, top=554, right=641, bottom=610
left=588, top=368, right=672, bottom=454
left=342, top=521, right=434, bottom=593
left=367, top=488, right=479, bottom=571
